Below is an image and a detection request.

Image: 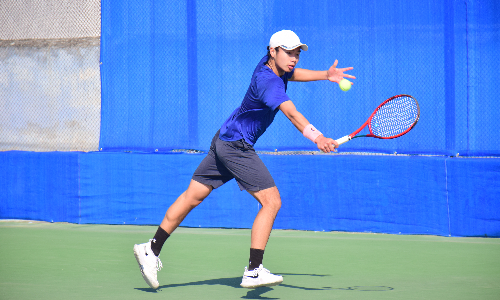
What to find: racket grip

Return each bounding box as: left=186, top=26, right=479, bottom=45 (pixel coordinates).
left=335, top=135, right=351, bottom=146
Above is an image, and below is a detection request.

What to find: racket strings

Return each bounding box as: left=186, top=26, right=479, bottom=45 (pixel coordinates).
left=370, top=96, right=419, bottom=138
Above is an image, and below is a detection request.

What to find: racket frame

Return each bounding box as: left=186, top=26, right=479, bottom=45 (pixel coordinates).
left=336, top=94, right=420, bottom=146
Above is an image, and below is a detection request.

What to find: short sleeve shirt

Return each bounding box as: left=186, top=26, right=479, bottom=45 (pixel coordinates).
left=219, top=55, right=294, bottom=145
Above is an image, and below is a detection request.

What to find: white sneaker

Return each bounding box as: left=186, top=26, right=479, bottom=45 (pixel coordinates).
left=133, top=240, right=163, bottom=289
left=240, top=264, right=283, bottom=289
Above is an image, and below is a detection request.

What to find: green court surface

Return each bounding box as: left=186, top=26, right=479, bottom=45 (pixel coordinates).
left=1, top=221, right=499, bottom=300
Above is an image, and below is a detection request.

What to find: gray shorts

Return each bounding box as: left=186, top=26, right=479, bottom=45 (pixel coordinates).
left=192, top=130, right=276, bottom=191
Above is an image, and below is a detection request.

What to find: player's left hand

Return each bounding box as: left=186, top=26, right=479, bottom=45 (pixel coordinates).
left=327, top=60, right=356, bottom=83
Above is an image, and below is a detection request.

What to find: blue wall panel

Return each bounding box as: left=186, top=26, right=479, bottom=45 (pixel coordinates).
left=0, top=152, right=80, bottom=223
left=447, top=158, right=500, bottom=237
left=3, top=151, right=498, bottom=237
left=78, top=152, right=203, bottom=225
left=78, top=151, right=262, bottom=227
left=266, top=155, right=450, bottom=236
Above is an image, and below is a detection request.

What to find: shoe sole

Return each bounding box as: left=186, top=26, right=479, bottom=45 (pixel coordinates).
left=133, top=244, right=160, bottom=290
left=240, top=279, right=283, bottom=289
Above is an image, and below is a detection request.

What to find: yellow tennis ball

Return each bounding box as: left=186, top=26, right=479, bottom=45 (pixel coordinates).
left=339, top=78, right=352, bottom=91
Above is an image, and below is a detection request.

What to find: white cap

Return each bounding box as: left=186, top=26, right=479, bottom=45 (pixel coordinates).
left=269, top=30, right=308, bottom=51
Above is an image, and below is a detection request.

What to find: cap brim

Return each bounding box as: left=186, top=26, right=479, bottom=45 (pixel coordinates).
left=279, top=44, right=308, bottom=51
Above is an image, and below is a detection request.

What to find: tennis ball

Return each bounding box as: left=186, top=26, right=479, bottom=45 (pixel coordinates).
left=339, top=78, right=352, bottom=91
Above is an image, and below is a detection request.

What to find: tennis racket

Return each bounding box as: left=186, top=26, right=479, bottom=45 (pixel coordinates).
left=335, top=94, right=420, bottom=146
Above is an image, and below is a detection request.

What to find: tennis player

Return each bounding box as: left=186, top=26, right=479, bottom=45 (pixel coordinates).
left=134, top=29, right=355, bottom=289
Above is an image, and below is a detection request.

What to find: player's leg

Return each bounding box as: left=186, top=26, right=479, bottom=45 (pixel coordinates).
left=159, top=179, right=213, bottom=234
left=211, top=137, right=284, bottom=288
left=248, top=186, right=281, bottom=251
left=240, top=186, right=283, bottom=288
left=133, top=179, right=212, bottom=289
left=134, top=131, right=228, bottom=289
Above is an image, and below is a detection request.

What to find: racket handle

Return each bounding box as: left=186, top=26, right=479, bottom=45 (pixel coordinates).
left=335, top=135, right=351, bottom=146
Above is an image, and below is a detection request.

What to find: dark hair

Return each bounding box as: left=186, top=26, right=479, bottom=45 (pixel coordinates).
left=266, top=46, right=280, bottom=64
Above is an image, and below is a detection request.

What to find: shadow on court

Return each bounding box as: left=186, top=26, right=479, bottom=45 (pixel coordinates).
left=134, top=273, right=393, bottom=299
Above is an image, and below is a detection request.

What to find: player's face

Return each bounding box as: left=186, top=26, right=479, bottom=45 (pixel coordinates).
left=273, top=47, right=301, bottom=74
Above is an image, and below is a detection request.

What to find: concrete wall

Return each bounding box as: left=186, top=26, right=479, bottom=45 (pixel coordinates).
left=0, top=0, right=101, bottom=151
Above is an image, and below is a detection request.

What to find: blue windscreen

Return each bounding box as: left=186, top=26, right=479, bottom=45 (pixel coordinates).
left=100, top=0, right=500, bottom=156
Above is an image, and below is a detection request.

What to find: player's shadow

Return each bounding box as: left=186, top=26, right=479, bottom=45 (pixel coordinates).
left=134, top=273, right=330, bottom=299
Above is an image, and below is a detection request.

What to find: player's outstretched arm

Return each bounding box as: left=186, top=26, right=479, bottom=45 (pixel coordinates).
left=279, top=100, right=338, bottom=153
left=291, top=60, right=355, bottom=83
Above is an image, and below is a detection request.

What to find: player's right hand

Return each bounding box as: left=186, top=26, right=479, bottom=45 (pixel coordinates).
left=315, top=135, right=338, bottom=153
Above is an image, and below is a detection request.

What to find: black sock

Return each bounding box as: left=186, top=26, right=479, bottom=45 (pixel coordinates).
left=248, top=248, right=265, bottom=271
left=150, top=226, right=170, bottom=257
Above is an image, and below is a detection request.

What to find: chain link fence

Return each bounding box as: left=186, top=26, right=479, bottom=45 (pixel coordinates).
left=0, top=0, right=101, bottom=152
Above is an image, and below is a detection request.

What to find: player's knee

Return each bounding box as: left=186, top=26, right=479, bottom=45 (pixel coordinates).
left=263, top=197, right=281, bottom=213
left=272, top=198, right=282, bottom=212
left=180, top=191, right=207, bottom=209
left=184, top=180, right=212, bottom=204
left=184, top=193, right=205, bottom=208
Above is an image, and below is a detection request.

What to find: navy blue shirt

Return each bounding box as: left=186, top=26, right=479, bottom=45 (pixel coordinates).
left=219, top=56, right=294, bottom=145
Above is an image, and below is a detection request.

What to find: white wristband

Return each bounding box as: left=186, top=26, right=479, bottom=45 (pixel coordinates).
left=303, top=124, right=322, bottom=143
